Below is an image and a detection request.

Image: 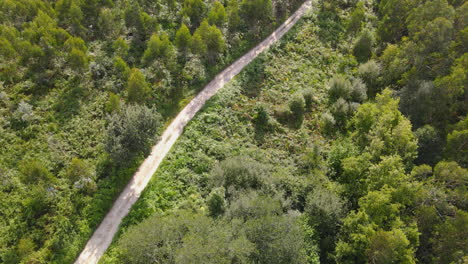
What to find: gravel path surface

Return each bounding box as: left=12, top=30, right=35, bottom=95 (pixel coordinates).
left=74, top=2, right=312, bottom=263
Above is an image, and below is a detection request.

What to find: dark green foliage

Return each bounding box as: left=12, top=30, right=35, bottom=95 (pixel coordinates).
left=289, top=95, right=306, bottom=128
left=414, top=125, right=443, bottom=165
left=207, top=188, right=226, bottom=217
left=252, top=104, right=270, bottom=131
left=353, top=29, right=374, bottom=62
left=183, top=0, right=206, bottom=28
left=302, top=89, right=315, bottom=111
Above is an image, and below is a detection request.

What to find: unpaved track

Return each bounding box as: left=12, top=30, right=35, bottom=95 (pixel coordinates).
left=74, top=1, right=312, bottom=263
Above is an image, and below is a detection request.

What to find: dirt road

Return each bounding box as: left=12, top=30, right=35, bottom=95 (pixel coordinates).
left=74, top=1, right=312, bottom=263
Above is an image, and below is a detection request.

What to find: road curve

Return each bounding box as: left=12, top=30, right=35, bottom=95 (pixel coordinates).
left=74, top=1, right=312, bottom=263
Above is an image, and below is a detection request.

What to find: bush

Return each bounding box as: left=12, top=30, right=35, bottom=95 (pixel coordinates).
left=349, top=77, right=367, bottom=103
left=321, top=111, right=336, bottom=135
left=19, top=159, right=53, bottom=185
left=358, top=60, right=381, bottom=98
left=211, top=156, right=269, bottom=197
left=289, top=95, right=306, bottom=128
left=328, top=75, right=352, bottom=103
left=303, top=89, right=315, bottom=111
left=253, top=104, right=270, bottom=130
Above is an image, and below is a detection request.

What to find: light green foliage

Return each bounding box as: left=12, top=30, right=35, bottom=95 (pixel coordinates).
left=175, top=23, right=192, bottom=52
left=445, top=116, right=468, bottom=167
left=113, top=56, right=130, bottom=80
left=113, top=37, right=129, bottom=58
left=19, top=159, right=53, bottom=185
left=126, top=68, right=150, bottom=104
left=208, top=1, right=227, bottom=27
left=106, top=92, right=121, bottom=113
left=350, top=89, right=418, bottom=164
left=142, top=33, right=174, bottom=65
left=192, top=20, right=225, bottom=62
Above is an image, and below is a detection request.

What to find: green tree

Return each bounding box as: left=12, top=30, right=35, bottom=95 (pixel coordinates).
left=445, top=117, right=468, bottom=166
left=353, top=29, right=374, bottom=63
left=113, top=37, right=129, bottom=58
left=68, top=48, right=88, bottom=71
left=208, top=1, right=227, bottom=27
left=105, top=104, right=161, bottom=163
left=142, top=33, right=173, bottom=65
left=210, top=156, right=269, bottom=197
left=240, top=0, right=273, bottom=36
left=192, top=20, right=225, bottom=62
left=227, top=0, right=241, bottom=32
left=349, top=89, right=418, bottom=165
left=113, top=56, right=131, bottom=81
left=126, top=68, right=150, bottom=104
left=347, top=1, right=366, bottom=34
left=183, top=0, right=206, bottom=28
left=105, top=92, right=121, bottom=113
left=175, top=23, right=192, bottom=53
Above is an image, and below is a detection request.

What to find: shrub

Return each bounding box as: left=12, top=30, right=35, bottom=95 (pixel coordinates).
left=358, top=60, right=381, bottom=98
left=321, top=111, right=336, bottom=135
left=289, top=95, right=306, bottom=128
left=349, top=78, right=367, bottom=103
left=303, top=89, right=315, bottom=111
left=253, top=104, right=270, bottom=130
left=19, top=159, right=53, bottom=185
left=211, top=156, right=269, bottom=197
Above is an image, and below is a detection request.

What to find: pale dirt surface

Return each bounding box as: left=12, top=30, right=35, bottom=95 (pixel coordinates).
left=74, top=2, right=312, bottom=263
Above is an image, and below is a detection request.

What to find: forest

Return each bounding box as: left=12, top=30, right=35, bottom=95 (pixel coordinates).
left=0, top=0, right=466, bottom=263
